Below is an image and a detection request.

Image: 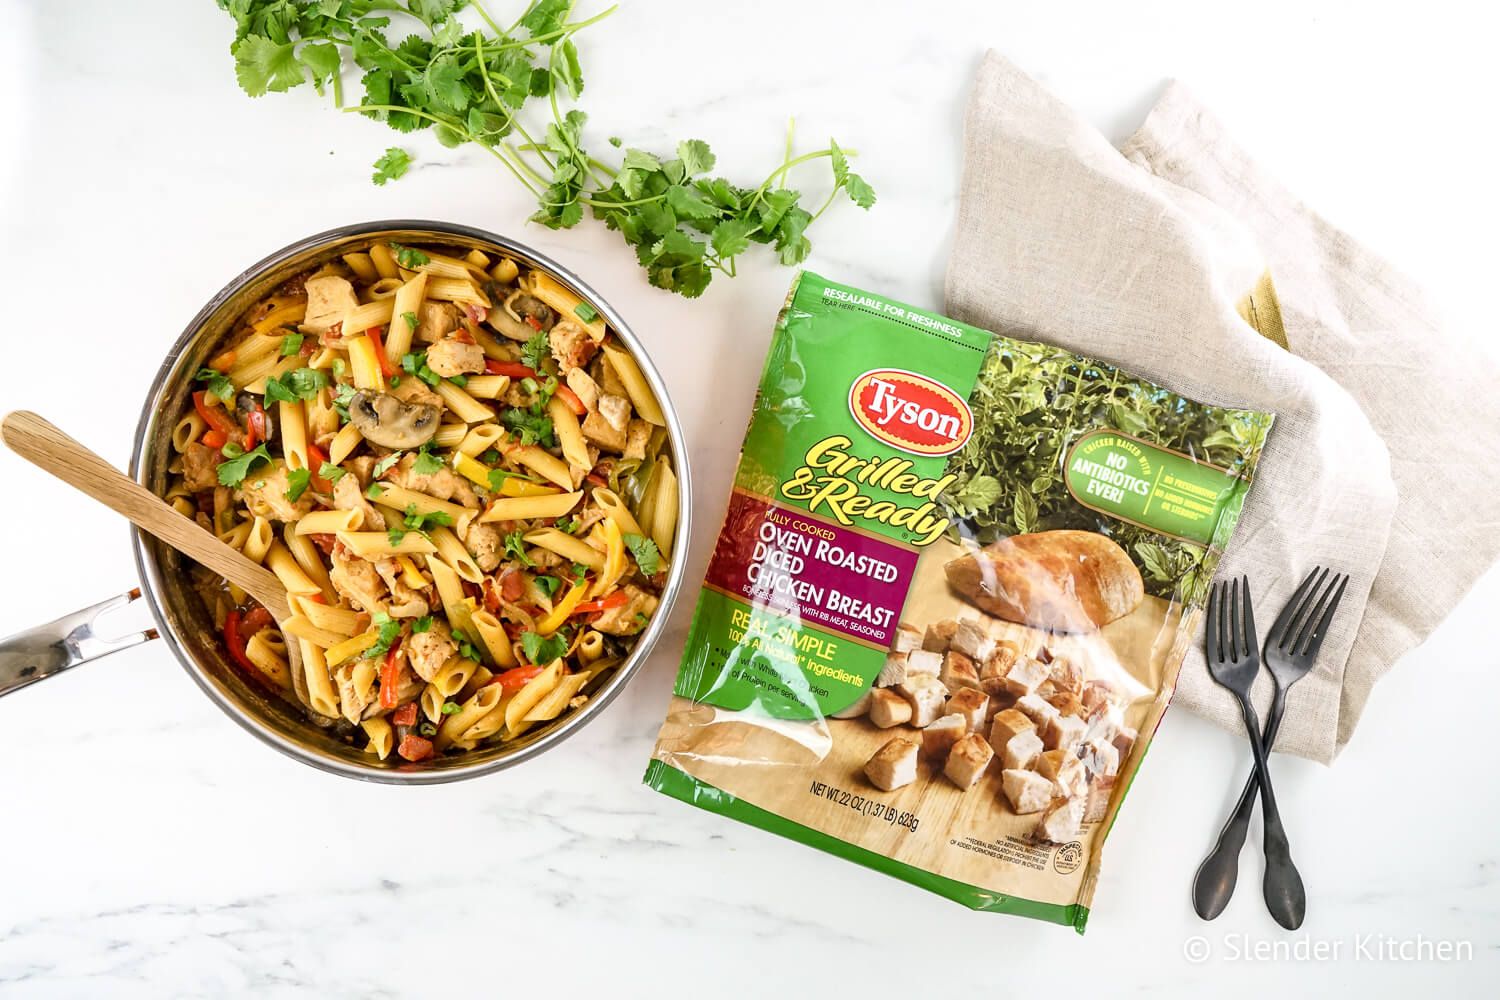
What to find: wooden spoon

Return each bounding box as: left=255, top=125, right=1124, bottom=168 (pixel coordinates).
left=0, top=411, right=301, bottom=673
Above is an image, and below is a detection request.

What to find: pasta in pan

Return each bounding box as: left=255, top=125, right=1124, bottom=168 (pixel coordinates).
left=170, top=241, right=675, bottom=763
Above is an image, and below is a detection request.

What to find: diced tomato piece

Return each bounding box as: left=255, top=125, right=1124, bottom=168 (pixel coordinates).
left=306, top=443, right=332, bottom=493
left=308, top=532, right=337, bottom=555
left=379, top=637, right=404, bottom=709
left=397, top=734, right=434, bottom=762
left=201, top=429, right=227, bottom=449
left=585, top=472, right=607, bottom=487
left=240, top=606, right=274, bottom=636
left=499, top=568, right=525, bottom=602
left=392, top=702, right=419, bottom=727
left=245, top=403, right=267, bottom=450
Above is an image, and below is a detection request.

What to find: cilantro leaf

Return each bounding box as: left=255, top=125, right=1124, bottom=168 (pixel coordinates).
left=520, top=630, right=569, bottom=665
left=217, top=444, right=273, bottom=487
left=501, top=406, right=554, bottom=447
left=264, top=367, right=328, bottom=403
left=285, top=467, right=312, bottom=502
left=233, top=35, right=304, bottom=97
left=534, top=574, right=561, bottom=597
left=365, top=482, right=385, bottom=500
left=412, top=448, right=444, bottom=475
left=412, top=616, right=433, bottom=633
left=318, top=461, right=346, bottom=484
left=372, top=451, right=403, bottom=478
left=677, top=139, right=715, bottom=176
left=623, top=532, right=661, bottom=575
left=520, top=330, right=550, bottom=371
left=362, top=612, right=403, bottom=659
left=195, top=367, right=236, bottom=403
left=389, top=243, right=429, bottom=269
left=372, top=146, right=411, bottom=186
left=503, top=530, right=535, bottom=568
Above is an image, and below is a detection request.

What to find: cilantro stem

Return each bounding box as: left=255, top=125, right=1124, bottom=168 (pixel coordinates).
left=466, top=0, right=506, bottom=37
left=347, top=103, right=544, bottom=198
left=476, top=33, right=555, bottom=174
left=487, top=5, right=618, bottom=52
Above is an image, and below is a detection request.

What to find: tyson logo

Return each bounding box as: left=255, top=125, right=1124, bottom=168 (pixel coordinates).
left=847, top=369, right=974, bottom=456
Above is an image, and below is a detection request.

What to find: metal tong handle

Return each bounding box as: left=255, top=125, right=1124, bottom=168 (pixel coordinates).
left=0, top=589, right=158, bottom=698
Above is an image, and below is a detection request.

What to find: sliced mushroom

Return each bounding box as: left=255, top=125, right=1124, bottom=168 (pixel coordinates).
left=235, top=391, right=274, bottom=441
left=347, top=390, right=440, bottom=450
left=503, top=290, right=556, bottom=331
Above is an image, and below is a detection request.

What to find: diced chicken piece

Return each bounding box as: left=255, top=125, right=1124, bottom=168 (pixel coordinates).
left=1043, top=713, right=1088, bottom=753
left=460, top=517, right=503, bottom=572
left=950, top=619, right=994, bottom=661
left=864, top=737, right=919, bottom=792
left=623, top=419, right=652, bottom=461
left=373, top=559, right=429, bottom=619
left=1084, top=775, right=1118, bottom=824
left=1112, top=724, right=1138, bottom=764
left=425, top=337, right=486, bottom=377
left=922, top=620, right=957, bottom=652
left=1081, top=679, right=1121, bottom=716
left=345, top=455, right=377, bottom=489
left=1002, top=768, right=1054, bottom=814
left=414, top=301, right=460, bottom=344
left=905, top=649, right=942, bottom=677
left=303, top=275, right=358, bottom=334
left=388, top=453, right=471, bottom=504
left=896, top=674, right=948, bottom=728
left=988, top=708, right=1035, bottom=750
left=333, top=661, right=377, bottom=724
left=405, top=618, right=457, bottom=682
left=940, top=650, right=981, bottom=692
left=1079, top=739, right=1120, bottom=778
left=922, top=714, right=968, bottom=760
left=830, top=690, right=871, bottom=719
left=566, top=367, right=601, bottom=411
left=599, top=352, right=629, bottom=396
left=1014, top=693, right=1061, bottom=728
left=330, top=546, right=387, bottom=614
left=876, top=652, right=909, bottom=688
left=892, top=623, right=922, bottom=653
left=997, top=656, right=1049, bottom=698
left=389, top=375, right=446, bottom=413
left=1047, top=656, right=1084, bottom=695
left=943, top=734, right=994, bottom=789
left=581, top=392, right=630, bottom=452
left=944, top=687, right=989, bottom=733
left=549, top=319, right=599, bottom=372
left=1035, top=748, right=1088, bottom=797
left=239, top=461, right=315, bottom=523
left=181, top=441, right=222, bottom=492
left=592, top=584, right=659, bottom=636
left=1046, top=691, right=1087, bottom=718
left=1084, top=708, right=1122, bottom=747
left=333, top=472, right=384, bottom=531
left=999, top=727, right=1045, bottom=771
left=868, top=688, right=913, bottom=728
left=1035, top=795, right=1086, bottom=843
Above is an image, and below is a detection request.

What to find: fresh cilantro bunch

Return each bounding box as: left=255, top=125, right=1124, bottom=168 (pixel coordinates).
left=216, top=0, right=875, bottom=297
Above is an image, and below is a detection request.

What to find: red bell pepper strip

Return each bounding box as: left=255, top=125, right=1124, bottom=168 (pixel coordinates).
left=306, top=443, right=333, bottom=493
left=391, top=702, right=419, bottom=727
left=365, top=326, right=396, bottom=378
left=379, top=636, right=404, bottom=709
left=484, top=360, right=537, bottom=379
left=397, top=734, right=434, bottom=762
left=222, top=610, right=257, bottom=674
left=524, top=314, right=542, bottom=331
left=193, top=391, right=239, bottom=438
left=201, top=429, right=227, bottom=449
left=573, top=591, right=629, bottom=616
left=492, top=665, right=543, bottom=694
left=241, top=606, right=274, bottom=636
left=554, top=384, right=587, bottom=416
left=245, top=402, right=267, bottom=450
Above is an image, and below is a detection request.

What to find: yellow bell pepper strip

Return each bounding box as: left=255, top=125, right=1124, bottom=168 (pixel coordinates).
left=536, top=579, right=588, bottom=635
left=591, top=517, right=626, bottom=599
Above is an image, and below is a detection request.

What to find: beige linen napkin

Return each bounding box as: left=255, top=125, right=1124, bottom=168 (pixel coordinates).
left=946, top=52, right=1500, bottom=763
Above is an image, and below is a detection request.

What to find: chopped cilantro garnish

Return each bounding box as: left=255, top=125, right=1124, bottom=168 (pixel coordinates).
left=390, top=243, right=429, bottom=269
left=365, top=482, right=385, bottom=500
left=279, top=333, right=304, bottom=357
left=318, top=461, right=346, bottom=484
left=331, top=358, right=347, bottom=379
left=503, top=530, right=535, bottom=568
left=372, top=147, right=411, bottom=186
left=362, top=612, right=402, bottom=659
left=194, top=367, right=236, bottom=403
left=571, top=563, right=589, bottom=581
left=520, top=330, right=550, bottom=371
left=520, top=630, right=569, bottom=666
left=411, top=616, right=433, bottom=634
left=264, top=367, right=327, bottom=403
left=480, top=448, right=502, bottom=464
left=216, top=444, right=273, bottom=487
left=501, top=406, right=555, bottom=448
left=412, top=448, right=444, bottom=475
left=534, top=575, right=561, bottom=597
left=284, top=467, right=312, bottom=502
left=372, top=451, right=403, bottom=478
left=623, top=532, right=661, bottom=575
left=554, top=516, right=576, bottom=535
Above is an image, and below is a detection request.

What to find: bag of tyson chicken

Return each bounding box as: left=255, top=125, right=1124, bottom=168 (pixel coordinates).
left=645, top=272, right=1274, bottom=931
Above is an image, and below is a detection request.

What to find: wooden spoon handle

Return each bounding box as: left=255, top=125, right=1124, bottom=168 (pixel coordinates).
left=0, top=411, right=291, bottom=621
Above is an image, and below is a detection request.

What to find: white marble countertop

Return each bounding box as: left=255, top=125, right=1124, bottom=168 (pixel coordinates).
left=2, top=1, right=1496, bottom=996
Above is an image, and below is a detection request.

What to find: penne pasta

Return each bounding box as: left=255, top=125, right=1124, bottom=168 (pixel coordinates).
left=279, top=400, right=308, bottom=470
left=298, top=638, right=341, bottom=719
left=458, top=423, right=505, bottom=456
left=430, top=526, right=483, bottom=584
left=346, top=335, right=384, bottom=390
left=469, top=609, right=518, bottom=669
left=510, top=443, right=573, bottom=489
left=431, top=657, right=479, bottom=698
left=342, top=296, right=396, bottom=339
left=171, top=413, right=206, bottom=452
left=369, top=483, right=469, bottom=522
left=366, top=277, right=404, bottom=300
left=280, top=614, right=348, bottom=649
left=523, top=671, right=591, bottom=723
left=479, top=490, right=583, bottom=523
left=432, top=380, right=494, bottom=423
left=384, top=271, right=428, bottom=364
left=368, top=243, right=399, bottom=279
left=342, top=251, right=379, bottom=281
left=591, top=487, right=643, bottom=537
left=503, top=659, right=564, bottom=736
left=415, top=249, right=487, bottom=281
left=577, top=629, right=605, bottom=664
left=425, top=276, right=490, bottom=306
left=336, top=530, right=437, bottom=558
left=652, top=460, right=679, bottom=557
left=548, top=395, right=591, bottom=473
left=433, top=422, right=469, bottom=448
left=245, top=629, right=293, bottom=691
left=361, top=717, right=394, bottom=758
left=435, top=684, right=503, bottom=750
left=294, top=508, right=363, bottom=535
left=291, top=595, right=365, bottom=636
left=489, top=257, right=519, bottom=284
left=464, top=248, right=491, bottom=268
left=601, top=343, right=666, bottom=426
left=521, top=271, right=606, bottom=342
left=327, top=423, right=363, bottom=465
left=325, top=629, right=380, bottom=666
left=243, top=516, right=274, bottom=563
left=283, top=526, right=338, bottom=604
left=524, top=528, right=604, bottom=570
left=265, top=540, right=322, bottom=595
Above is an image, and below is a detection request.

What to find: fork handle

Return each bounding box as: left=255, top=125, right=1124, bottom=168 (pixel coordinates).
left=1191, top=687, right=1289, bottom=920
left=1237, top=694, right=1306, bottom=930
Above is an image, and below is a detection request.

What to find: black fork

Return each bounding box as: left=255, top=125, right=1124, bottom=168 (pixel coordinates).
left=1195, top=576, right=1306, bottom=929
left=1193, top=569, right=1348, bottom=924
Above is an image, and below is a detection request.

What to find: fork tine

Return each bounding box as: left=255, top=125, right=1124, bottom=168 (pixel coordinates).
left=1229, top=578, right=1241, bottom=660
left=1268, top=567, right=1320, bottom=649
left=1206, top=580, right=1221, bottom=661
left=1279, top=567, right=1330, bottom=650
left=1297, top=574, right=1349, bottom=658
left=1289, top=570, right=1339, bottom=656
left=1240, top=575, right=1256, bottom=659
